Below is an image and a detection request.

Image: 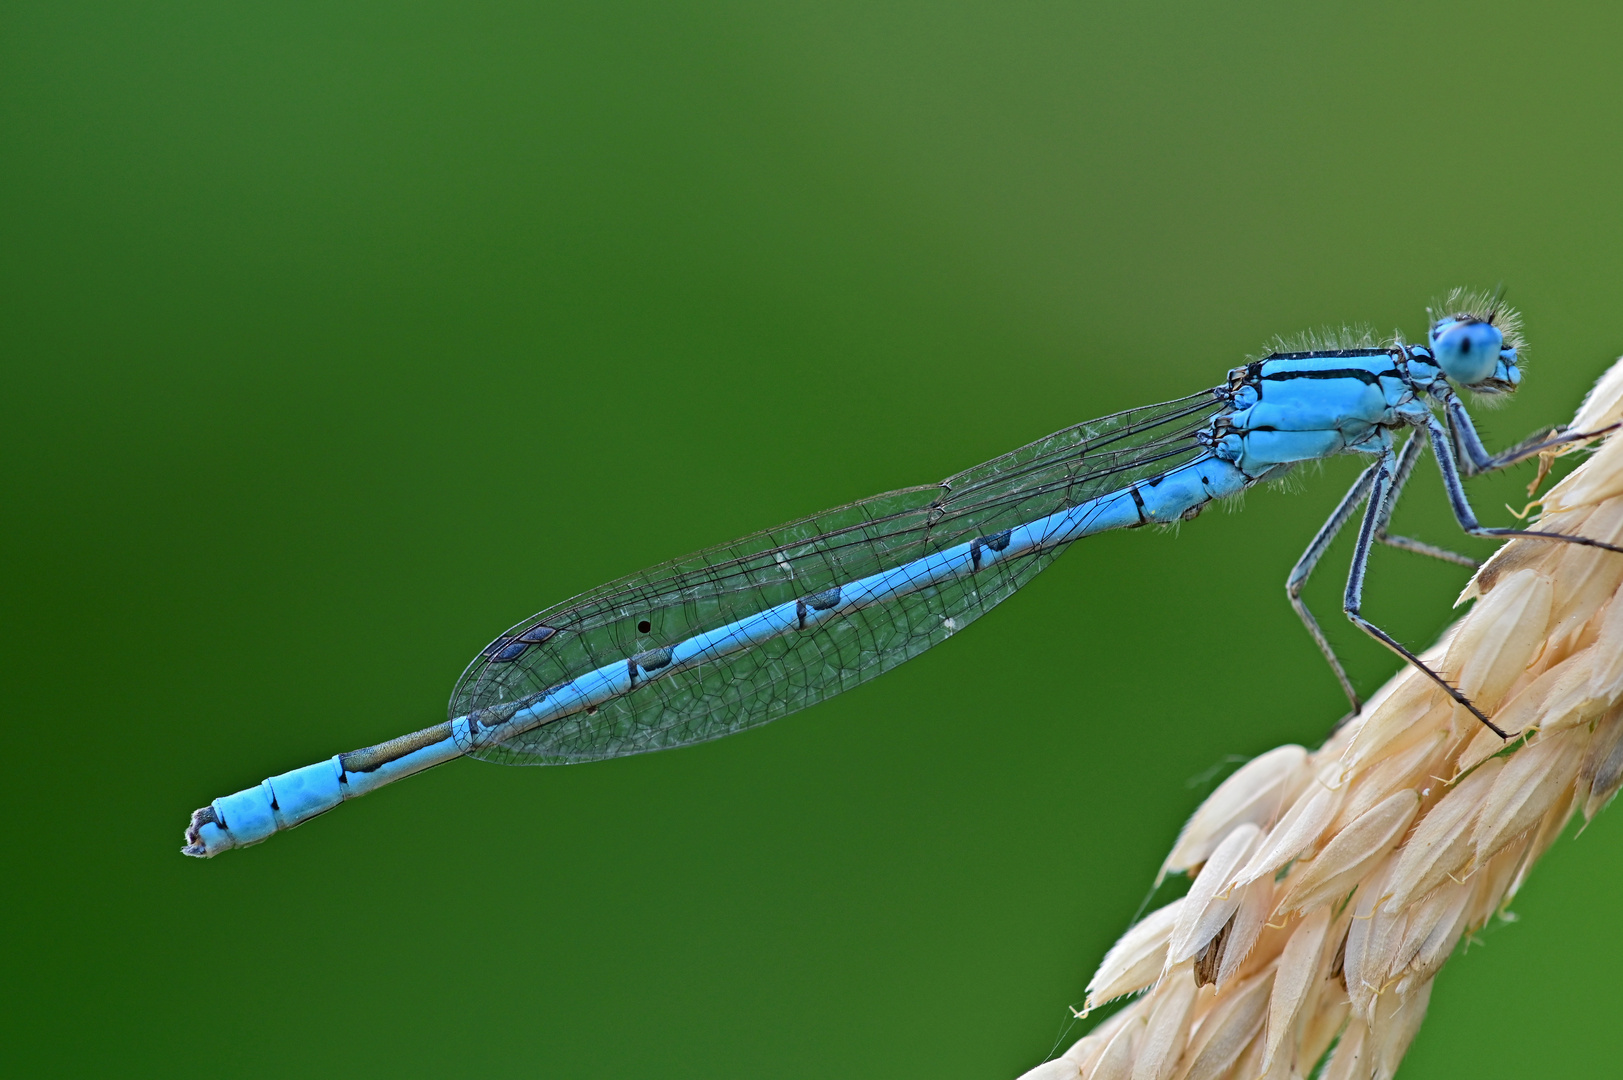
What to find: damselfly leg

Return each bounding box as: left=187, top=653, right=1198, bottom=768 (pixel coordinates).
left=1294, top=407, right=1623, bottom=736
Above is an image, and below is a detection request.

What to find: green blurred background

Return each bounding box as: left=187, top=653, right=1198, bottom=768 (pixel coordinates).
left=5, top=1, right=1623, bottom=1076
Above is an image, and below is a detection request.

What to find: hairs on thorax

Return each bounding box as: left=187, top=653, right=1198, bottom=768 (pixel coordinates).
left=1250, top=323, right=1382, bottom=362
left=1266, top=459, right=1312, bottom=496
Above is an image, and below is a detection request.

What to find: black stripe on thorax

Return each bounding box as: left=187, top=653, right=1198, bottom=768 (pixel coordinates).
left=1264, top=349, right=1395, bottom=359
left=1259, top=366, right=1400, bottom=385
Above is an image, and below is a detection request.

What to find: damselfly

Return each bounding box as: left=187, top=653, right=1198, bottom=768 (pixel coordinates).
left=183, top=290, right=1620, bottom=857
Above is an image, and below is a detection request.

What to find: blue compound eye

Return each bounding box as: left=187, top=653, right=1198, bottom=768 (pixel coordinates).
left=1429, top=318, right=1503, bottom=386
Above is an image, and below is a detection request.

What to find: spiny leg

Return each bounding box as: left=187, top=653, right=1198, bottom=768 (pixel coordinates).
left=1377, top=532, right=1477, bottom=567
left=1341, top=449, right=1509, bottom=738
left=1375, top=426, right=1477, bottom=568
left=1289, top=431, right=1469, bottom=718
left=1351, top=408, right=1623, bottom=738
left=1428, top=414, right=1623, bottom=556
left=1287, top=459, right=1379, bottom=714
left=1443, top=396, right=1621, bottom=478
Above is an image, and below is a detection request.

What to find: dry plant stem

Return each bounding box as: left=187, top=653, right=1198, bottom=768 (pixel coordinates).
left=1019, top=356, right=1623, bottom=1080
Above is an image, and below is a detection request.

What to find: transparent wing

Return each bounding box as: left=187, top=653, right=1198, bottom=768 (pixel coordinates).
left=450, top=388, right=1223, bottom=764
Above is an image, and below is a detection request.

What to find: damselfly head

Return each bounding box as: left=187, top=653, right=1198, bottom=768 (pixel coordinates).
left=1427, top=288, right=1523, bottom=394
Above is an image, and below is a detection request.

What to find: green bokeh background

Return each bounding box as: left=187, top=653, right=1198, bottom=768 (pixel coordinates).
left=6, top=2, right=1623, bottom=1076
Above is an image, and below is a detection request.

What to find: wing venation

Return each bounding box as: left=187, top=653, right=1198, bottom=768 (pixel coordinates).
left=449, top=388, right=1223, bottom=764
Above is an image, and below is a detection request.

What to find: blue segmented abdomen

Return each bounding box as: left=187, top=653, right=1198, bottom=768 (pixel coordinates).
left=462, top=454, right=1253, bottom=758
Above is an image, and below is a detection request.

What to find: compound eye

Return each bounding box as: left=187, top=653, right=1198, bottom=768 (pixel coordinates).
left=1430, top=319, right=1502, bottom=385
